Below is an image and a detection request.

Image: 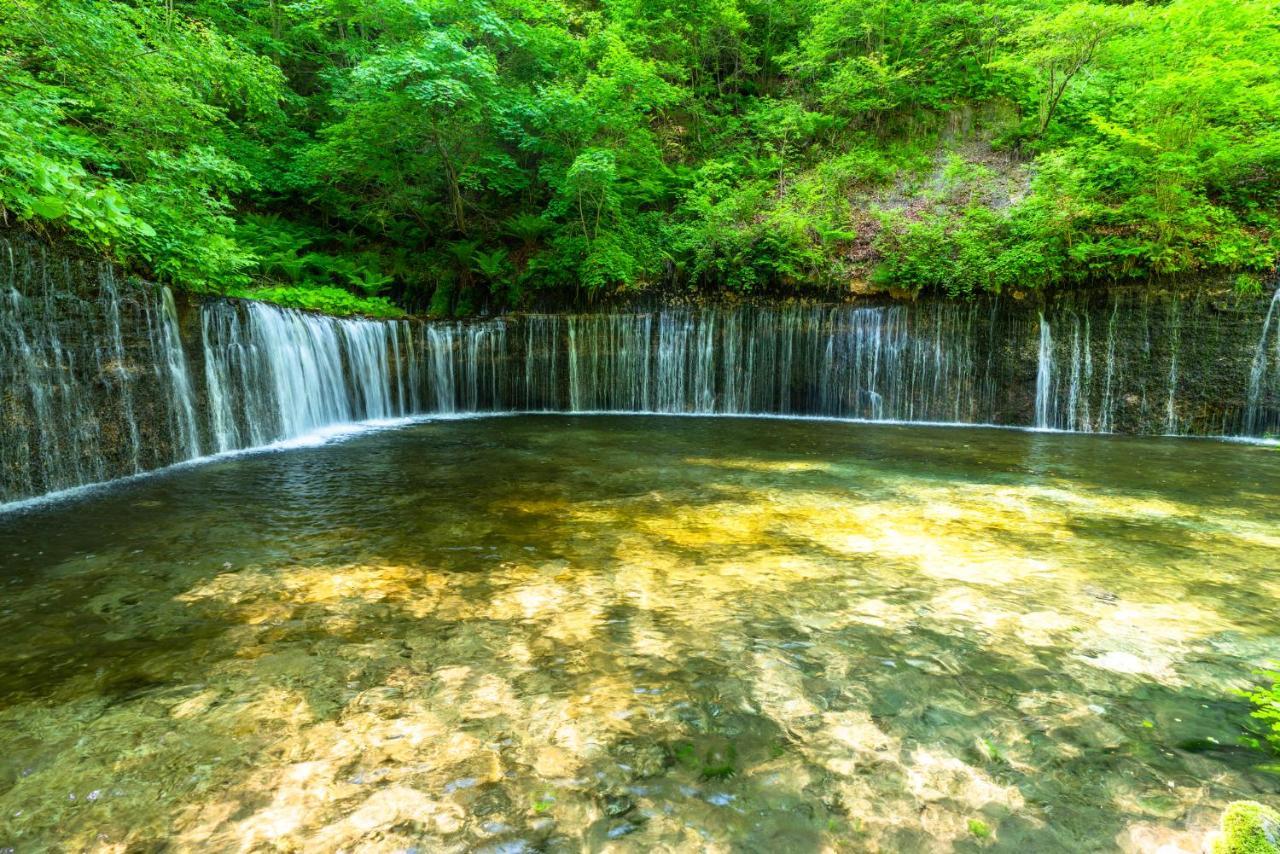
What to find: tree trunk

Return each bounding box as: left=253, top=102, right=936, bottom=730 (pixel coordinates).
left=433, top=135, right=467, bottom=235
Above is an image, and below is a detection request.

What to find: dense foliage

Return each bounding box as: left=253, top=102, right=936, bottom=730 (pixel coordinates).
left=2, top=0, right=1278, bottom=315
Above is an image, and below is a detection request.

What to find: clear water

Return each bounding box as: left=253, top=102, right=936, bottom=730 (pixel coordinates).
left=0, top=417, right=1277, bottom=852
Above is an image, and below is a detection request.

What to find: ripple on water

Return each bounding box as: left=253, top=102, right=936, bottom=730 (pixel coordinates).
left=0, top=416, right=1276, bottom=852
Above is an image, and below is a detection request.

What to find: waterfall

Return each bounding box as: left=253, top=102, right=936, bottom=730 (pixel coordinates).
left=200, top=301, right=415, bottom=446
left=1164, top=295, right=1182, bottom=435
left=1099, top=303, right=1119, bottom=434
left=153, top=287, right=202, bottom=459
left=8, top=233, right=1280, bottom=509
left=517, top=304, right=992, bottom=420
left=522, top=316, right=561, bottom=410
left=426, top=325, right=459, bottom=414
left=411, top=320, right=514, bottom=414
left=655, top=312, right=689, bottom=412
left=564, top=313, right=658, bottom=411
left=1034, top=314, right=1054, bottom=429
left=1065, top=316, right=1081, bottom=430
left=100, top=269, right=142, bottom=473
left=0, top=236, right=204, bottom=504
left=1246, top=286, right=1280, bottom=435
left=198, top=295, right=1280, bottom=450
left=203, top=302, right=263, bottom=453
left=1061, top=314, right=1094, bottom=432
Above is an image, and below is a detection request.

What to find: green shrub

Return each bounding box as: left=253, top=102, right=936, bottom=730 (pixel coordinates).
left=872, top=207, right=1065, bottom=297
left=231, top=286, right=404, bottom=319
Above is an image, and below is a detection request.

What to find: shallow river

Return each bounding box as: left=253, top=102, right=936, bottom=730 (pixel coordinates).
left=0, top=416, right=1278, bottom=852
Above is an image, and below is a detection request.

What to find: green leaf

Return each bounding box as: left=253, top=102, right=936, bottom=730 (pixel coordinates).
left=29, top=196, right=67, bottom=219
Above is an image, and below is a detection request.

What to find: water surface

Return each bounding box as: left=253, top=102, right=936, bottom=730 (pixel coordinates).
left=1, top=417, right=1277, bottom=851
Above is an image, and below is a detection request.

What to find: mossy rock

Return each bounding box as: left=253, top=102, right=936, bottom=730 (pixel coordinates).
left=1212, top=802, right=1280, bottom=854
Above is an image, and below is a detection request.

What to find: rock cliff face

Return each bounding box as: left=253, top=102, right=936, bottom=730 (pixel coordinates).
left=1039, top=285, right=1280, bottom=436
left=2, top=232, right=1277, bottom=504
left=1, top=235, right=202, bottom=503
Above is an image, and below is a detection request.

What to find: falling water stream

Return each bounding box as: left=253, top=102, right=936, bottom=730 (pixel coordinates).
left=1246, top=286, right=1280, bottom=435
left=2, top=231, right=1279, bottom=507
left=0, top=241, right=208, bottom=502
left=200, top=301, right=418, bottom=450
left=1034, top=314, right=1054, bottom=430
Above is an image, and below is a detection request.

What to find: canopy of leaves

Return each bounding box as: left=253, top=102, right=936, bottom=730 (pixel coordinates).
left=1, top=0, right=1277, bottom=313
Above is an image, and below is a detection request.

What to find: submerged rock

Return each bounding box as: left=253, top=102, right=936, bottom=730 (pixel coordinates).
left=602, top=794, right=634, bottom=817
